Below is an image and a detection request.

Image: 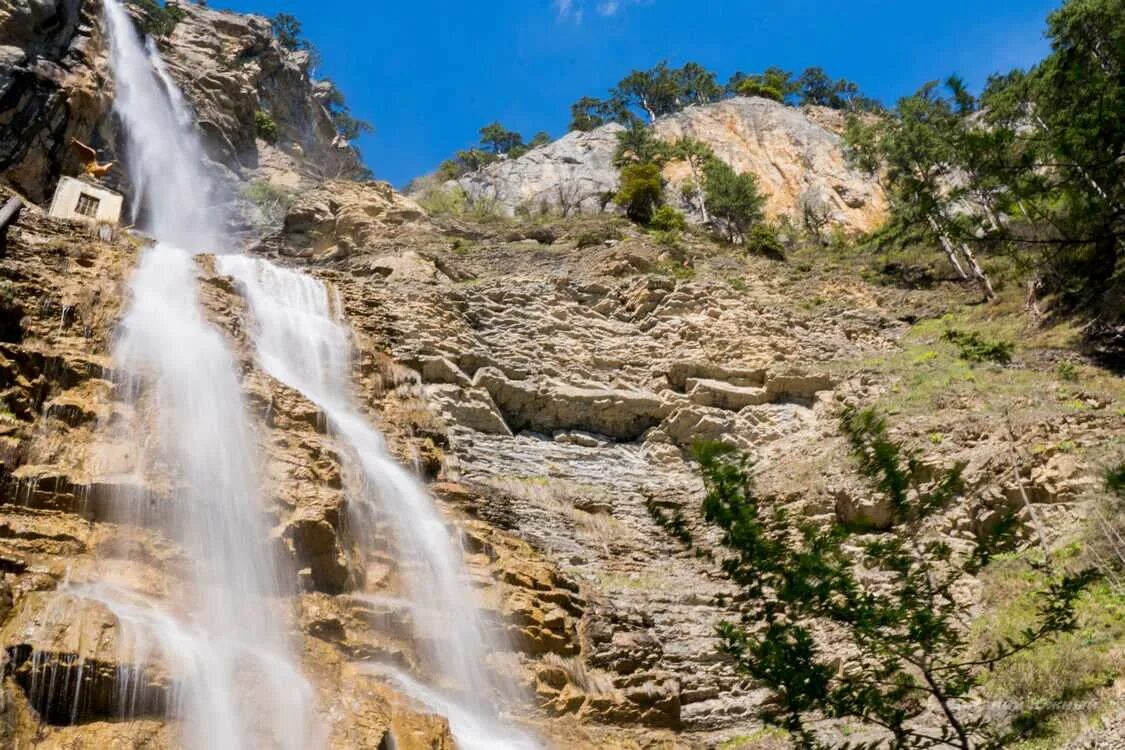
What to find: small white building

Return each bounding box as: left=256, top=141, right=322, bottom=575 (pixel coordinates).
left=48, top=176, right=124, bottom=226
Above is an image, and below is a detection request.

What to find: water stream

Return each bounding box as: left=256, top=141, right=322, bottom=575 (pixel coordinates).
left=56, top=2, right=535, bottom=747
left=74, top=2, right=320, bottom=748
left=216, top=256, right=538, bottom=750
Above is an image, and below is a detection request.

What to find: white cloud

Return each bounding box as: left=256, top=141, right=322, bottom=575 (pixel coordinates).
left=554, top=0, right=583, bottom=22
left=555, top=0, right=647, bottom=22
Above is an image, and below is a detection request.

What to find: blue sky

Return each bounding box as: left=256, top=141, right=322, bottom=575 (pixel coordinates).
left=219, top=0, right=1060, bottom=188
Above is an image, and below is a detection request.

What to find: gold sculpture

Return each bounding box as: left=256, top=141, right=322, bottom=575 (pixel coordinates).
left=70, top=138, right=116, bottom=178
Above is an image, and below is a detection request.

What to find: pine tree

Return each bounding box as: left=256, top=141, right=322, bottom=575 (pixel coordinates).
left=688, top=409, right=1097, bottom=749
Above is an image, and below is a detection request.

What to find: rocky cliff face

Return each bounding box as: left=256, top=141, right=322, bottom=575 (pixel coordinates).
left=653, top=98, right=886, bottom=232
left=0, top=0, right=107, bottom=203
left=151, top=3, right=360, bottom=189
left=441, top=98, right=886, bottom=233
left=453, top=124, right=625, bottom=218
left=247, top=181, right=1122, bottom=746
left=0, top=0, right=358, bottom=210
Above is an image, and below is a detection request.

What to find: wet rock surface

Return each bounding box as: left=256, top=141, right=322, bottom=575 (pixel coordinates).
left=0, top=0, right=359, bottom=221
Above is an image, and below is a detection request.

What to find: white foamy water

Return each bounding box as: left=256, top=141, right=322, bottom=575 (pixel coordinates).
left=217, top=255, right=538, bottom=749
left=104, top=0, right=223, bottom=251
left=59, top=3, right=324, bottom=748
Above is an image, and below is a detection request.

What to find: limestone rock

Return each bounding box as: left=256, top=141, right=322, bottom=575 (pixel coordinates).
left=654, top=98, right=887, bottom=232
left=439, top=98, right=886, bottom=233
left=265, top=179, right=426, bottom=260
left=0, top=1, right=361, bottom=219
left=450, top=124, right=625, bottom=218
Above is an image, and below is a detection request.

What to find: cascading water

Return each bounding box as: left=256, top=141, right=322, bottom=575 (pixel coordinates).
left=103, top=0, right=220, bottom=251
left=216, top=256, right=539, bottom=750
left=63, top=2, right=322, bottom=747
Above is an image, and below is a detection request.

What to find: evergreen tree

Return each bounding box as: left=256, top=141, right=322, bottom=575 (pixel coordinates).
left=615, top=163, right=664, bottom=224
left=527, top=131, right=552, bottom=149
left=569, top=96, right=610, bottom=132
left=270, top=13, right=306, bottom=51
left=317, top=79, right=374, bottom=142
left=478, top=122, right=524, bottom=155
left=734, top=67, right=799, bottom=103
left=796, top=67, right=838, bottom=106
left=689, top=409, right=1097, bottom=749
left=677, top=62, right=723, bottom=106
left=844, top=80, right=996, bottom=299
left=612, top=123, right=668, bottom=167
left=612, top=61, right=685, bottom=122
left=668, top=137, right=715, bottom=221
left=703, top=159, right=766, bottom=242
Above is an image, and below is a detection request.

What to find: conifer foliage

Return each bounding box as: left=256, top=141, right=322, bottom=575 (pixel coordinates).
left=691, top=408, right=1096, bottom=749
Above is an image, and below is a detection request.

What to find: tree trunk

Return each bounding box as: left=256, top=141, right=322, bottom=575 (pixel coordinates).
left=929, top=217, right=969, bottom=279
left=689, top=159, right=709, bottom=223
left=1033, top=114, right=1110, bottom=201
left=1025, top=277, right=1043, bottom=320
left=958, top=241, right=996, bottom=300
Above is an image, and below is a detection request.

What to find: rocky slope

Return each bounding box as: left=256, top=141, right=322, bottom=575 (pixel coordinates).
left=439, top=98, right=886, bottom=233
left=1, top=160, right=1123, bottom=747
left=254, top=180, right=1123, bottom=746
left=0, top=0, right=358, bottom=213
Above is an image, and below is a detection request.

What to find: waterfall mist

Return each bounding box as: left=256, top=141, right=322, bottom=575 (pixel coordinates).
left=75, top=3, right=322, bottom=748
left=217, top=256, right=539, bottom=750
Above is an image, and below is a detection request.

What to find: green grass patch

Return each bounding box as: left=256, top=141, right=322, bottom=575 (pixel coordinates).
left=654, top=259, right=695, bottom=280
left=717, top=726, right=790, bottom=749
left=942, top=328, right=1014, bottom=364
left=833, top=308, right=1125, bottom=418
left=975, top=554, right=1125, bottom=748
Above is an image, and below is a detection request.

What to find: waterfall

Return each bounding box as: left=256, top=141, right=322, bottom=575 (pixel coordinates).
left=87, top=2, right=321, bottom=748
left=94, top=1, right=533, bottom=746
left=216, top=256, right=539, bottom=750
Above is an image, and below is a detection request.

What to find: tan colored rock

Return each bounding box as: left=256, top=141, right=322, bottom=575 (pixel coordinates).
left=439, top=97, right=886, bottom=234
left=266, top=180, right=426, bottom=261
left=686, top=378, right=770, bottom=411
left=654, top=97, right=887, bottom=232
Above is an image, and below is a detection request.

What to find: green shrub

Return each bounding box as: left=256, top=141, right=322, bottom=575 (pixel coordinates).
left=254, top=111, right=279, bottom=144
left=130, top=0, right=186, bottom=37
left=736, top=80, right=785, bottom=102
left=1057, top=359, right=1081, bottom=382
left=417, top=186, right=468, bottom=216
left=242, top=180, right=296, bottom=225
left=976, top=560, right=1125, bottom=744
left=943, top=328, right=1014, bottom=364
left=616, top=163, right=664, bottom=224
left=703, top=158, right=766, bottom=242
left=744, top=222, right=785, bottom=260
left=575, top=225, right=621, bottom=249
left=649, top=205, right=686, bottom=232
left=651, top=228, right=684, bottom=252
left=686, top=410, right=1096, bottom=748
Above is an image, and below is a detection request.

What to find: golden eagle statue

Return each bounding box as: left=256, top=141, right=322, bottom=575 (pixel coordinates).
left=70, top=138, right=115, bottom=179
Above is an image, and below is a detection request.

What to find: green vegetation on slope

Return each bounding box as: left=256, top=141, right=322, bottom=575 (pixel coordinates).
left=689, top=412, right=1099, bottom=749
left=570, top=61, right=880, bottom=131
left=844, top=0, right=1124, bottom=362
